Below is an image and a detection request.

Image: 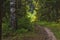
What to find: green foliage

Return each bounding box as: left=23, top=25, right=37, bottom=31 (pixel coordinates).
left=17, top=16, right=33, bottom=31
left=2, top=0, right=60, bottom=40
left=37, top=0, right=60, bottom=22
left=16, top=28, right=28, bottom=34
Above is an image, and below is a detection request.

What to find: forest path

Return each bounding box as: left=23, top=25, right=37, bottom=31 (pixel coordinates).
left=23, top=24, right=57, bottom=40
left=2, top=24, right=57, bottom=40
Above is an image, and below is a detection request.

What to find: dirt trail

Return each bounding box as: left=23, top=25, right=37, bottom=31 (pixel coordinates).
left=2, top=24, right=57, bottom=40
left=23, top=24, right=57, bottom=40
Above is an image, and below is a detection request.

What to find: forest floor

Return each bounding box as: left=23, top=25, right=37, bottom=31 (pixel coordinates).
left=38, top=21, right=60, bottom=40
left=2, top=21, right=60, bottom=40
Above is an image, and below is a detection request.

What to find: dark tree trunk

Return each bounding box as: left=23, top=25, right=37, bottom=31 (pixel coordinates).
left=0, top=0, right=4, bottom=39
left=10, top=0, right=17, bottom=30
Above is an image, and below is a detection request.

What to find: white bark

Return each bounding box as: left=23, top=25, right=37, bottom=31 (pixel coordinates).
left=10, top=0, right=17, bottom=30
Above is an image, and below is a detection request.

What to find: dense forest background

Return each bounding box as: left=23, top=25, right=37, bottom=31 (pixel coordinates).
left=1, top=0, right=60, bottom=40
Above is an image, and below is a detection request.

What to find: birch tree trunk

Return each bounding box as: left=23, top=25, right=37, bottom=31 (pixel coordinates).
left=10, top=0, right=17, bottom=30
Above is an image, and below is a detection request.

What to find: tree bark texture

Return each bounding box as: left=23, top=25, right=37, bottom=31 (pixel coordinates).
left=10, top=0, right=17, bottom=30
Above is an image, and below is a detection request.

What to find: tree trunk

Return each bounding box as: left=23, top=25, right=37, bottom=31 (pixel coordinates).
left=0, top=0, right=4, bottom=39
left=10, top=0, right=17, bottom=30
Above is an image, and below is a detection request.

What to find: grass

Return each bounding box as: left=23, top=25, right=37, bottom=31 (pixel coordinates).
left=38, top=21, right=60, bottom=40
left=2, top=21, right=60, bottom=40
